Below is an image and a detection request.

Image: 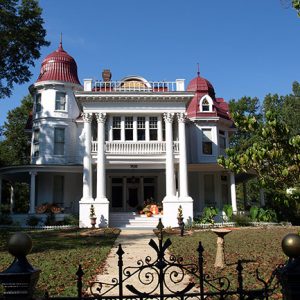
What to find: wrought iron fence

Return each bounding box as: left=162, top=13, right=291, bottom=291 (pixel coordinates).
left=1, top=220, right=299, bottom=300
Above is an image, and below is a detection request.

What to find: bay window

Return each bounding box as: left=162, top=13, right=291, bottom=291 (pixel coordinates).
left=55, top=92, right=66, bottom=111
left=54, top=128, right=65, bottom=155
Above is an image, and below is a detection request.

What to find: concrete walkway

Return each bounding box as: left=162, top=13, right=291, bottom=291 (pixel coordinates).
left=92, top=229, right=197, bottom=296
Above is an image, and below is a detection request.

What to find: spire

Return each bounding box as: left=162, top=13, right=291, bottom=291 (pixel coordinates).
left=197, top=63, right=200, bottom=77
left=58, top=33, right=64, bottom=51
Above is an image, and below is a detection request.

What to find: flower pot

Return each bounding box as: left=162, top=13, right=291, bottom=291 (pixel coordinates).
left=146, top=212, right=153, bottom=217
left=90, top=217, right=97, bottom=228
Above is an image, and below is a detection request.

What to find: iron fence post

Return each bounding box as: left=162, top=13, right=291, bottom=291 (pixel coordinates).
left=117, top=244, right=125, bottom=300
left=197, top=241, right=205, bottom=300
left=76, top=264, right=84, bottom=299
left=237, top=260, right=244, bottom=300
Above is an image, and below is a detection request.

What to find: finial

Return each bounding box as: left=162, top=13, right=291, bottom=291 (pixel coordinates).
left=58, top=33, right=63, bottom=51
left=197, top=63, right=200, bottom=77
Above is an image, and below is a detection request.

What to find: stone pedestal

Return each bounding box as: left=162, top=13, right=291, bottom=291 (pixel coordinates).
left=212, top=229, right=232, bottom=269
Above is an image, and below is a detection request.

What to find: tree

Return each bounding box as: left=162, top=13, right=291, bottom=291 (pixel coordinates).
left=0, top=94, right=33, bottom=166
left=293, top=0, right=300, bottom=16
left=218, top=83, right=300, bottom=221
left=0, top=0, right=49, bottom=98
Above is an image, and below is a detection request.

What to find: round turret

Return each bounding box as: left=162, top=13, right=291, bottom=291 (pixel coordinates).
left=187, top=73, right=215, bottom=99
left=36, top=42, right=81, bottom=85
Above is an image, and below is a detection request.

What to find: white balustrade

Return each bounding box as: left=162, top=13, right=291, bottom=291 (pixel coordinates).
left=92, top=81, right=178, bottom=92
left=91, top=141, right=180, bottom=155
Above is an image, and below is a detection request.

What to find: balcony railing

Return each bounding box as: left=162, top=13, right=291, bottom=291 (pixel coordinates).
left=91, top=81, right=178, bottom=92
left=91, top=141, right=180, bottom=155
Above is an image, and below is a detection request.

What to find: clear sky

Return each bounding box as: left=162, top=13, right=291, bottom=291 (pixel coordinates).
left=1, top=0, right=299, bottom=126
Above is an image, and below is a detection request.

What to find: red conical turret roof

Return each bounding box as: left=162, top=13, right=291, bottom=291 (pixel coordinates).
left=187, top=72, right=215, bottom=99
left=36, top=41, right=81, bottom=85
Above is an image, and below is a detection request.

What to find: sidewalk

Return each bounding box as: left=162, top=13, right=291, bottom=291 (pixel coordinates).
left=92, top=229, right=196, bottom=296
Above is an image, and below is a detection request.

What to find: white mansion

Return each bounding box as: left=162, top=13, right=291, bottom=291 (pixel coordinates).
left=0, top=42, right=238, bottom=227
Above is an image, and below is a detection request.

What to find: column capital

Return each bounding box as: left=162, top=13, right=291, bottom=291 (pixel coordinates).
left=163, top=112, right=174, bottom=123
left=95, top=112, right=107, bottom=123
left=82, top=112, right=93, bottom=123
left=177, top=112, right=187, bottom=123
left=29, top=171, right=37, bottom=176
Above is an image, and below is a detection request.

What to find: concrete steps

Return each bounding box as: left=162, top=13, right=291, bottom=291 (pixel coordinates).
left=109, top=212, right=161, bottom=229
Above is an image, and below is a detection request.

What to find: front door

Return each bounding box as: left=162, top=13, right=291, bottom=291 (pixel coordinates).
left=127, top=184, right=139, bottom=210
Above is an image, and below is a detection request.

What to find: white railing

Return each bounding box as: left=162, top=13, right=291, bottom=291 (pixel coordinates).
left=91, top=141, right=180, bottom=155
left=92, top=81, right=178, bottom=92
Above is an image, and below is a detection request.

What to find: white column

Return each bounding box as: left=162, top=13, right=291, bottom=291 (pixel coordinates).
left=29, top=172, right=37, bottom=214
left=163, top=112, right=175, bottom=198
left=162, top=112, right=179, bottom=227
left=10, top=184, right=14, bottom=214
left=145, top=117, right=150, bottom=141
left=157, top=115, right=163, bottom=141
left=81, top=113, right=93, bottom=201
left=260, top=188, right=265, bottom=207
left=230, top=172, right=237, bottom=213
left=95, top=113, right=107, bottom=201
left=177, top=113, right=188, bottom=198
left=177, top=113, right=194, bottom=223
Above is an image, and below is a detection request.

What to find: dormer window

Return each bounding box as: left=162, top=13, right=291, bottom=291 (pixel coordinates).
left=199, top=95, right=213, bottom=112
left=55, top=92, right=66, bottom=111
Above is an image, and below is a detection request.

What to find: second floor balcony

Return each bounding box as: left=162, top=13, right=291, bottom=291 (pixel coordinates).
left=92, top=141, right=180, bottom=155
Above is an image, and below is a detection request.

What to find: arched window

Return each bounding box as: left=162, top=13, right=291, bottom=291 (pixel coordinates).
left=199, top=95, right=213, bottom=112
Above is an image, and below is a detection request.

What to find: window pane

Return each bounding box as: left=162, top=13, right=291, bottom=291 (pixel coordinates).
left=125, top=117, right=133, bottom=128
left=150, top=129, right=157, bottom=140
left=203, top=142, right=212, bottom=155
left=55, top=92, right=66, bottom=110
left=204, top=174, right=215, bottom=206
left=54, top=128, right=65, bottom=155
left=137, top=117, right=145, bottom=128
left=36, top=94, right=41, bottom=112
left=137, top=129, right=145, bottom=140
left=125, top=129, right=133, bottom=140
left=202, top=129, right=212, bottom=140
left=149, top=117, right=157, bottom=128
left=113, top=129, right=121, bottom=140
left=113, top=117, right=121, bottom=128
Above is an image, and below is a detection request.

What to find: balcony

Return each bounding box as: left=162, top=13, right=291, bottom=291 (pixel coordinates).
left=92, top=141, right=180, bottom=155
left=84, top=79, right=185, bottom=93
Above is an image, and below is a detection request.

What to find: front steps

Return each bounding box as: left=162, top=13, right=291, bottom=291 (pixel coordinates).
left=109, top=212, right=161, bottom=229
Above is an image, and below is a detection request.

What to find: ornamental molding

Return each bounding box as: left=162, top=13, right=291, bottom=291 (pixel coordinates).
left=95, top=112, right=107, bottom=123
left=163, top=112, right=174, bottom=123
left=177, top=112, right=187, bottom=123
left=82, top=112, right=93, bottom=123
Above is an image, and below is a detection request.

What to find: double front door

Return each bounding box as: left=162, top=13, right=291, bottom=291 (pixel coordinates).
left=111, top=177, right=155, bottom=211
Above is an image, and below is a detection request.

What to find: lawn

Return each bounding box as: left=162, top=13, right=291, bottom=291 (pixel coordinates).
left=167, top=226, right=300, bottom=294
left=0, top=228, right=119, bottom=297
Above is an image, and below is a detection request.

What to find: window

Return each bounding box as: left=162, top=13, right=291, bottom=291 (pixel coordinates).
left=53, top=175, right=64, bottom=206
left=54, top=128, right=65, bottom=155
left=36, top=94, right=41, bottom=113
left=55, top=92, right=66, bottom=110
left=137, top=117, right=145, bottom=140
left=112, top=116, right=121, bottom=140
left=202, top=128, right=212, bottom=155
left=125, top=117, right=133, bottom=140
left=149, top=117, right=158, bottom=140
left=219, top=130, right=226, bottom=156
left=202, top=99, right=210, bottom=111
left=33, top=129, right=40, bottom=157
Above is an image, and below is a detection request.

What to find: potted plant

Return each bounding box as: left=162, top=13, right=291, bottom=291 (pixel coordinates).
left=90, top=204, right=97, bottom=228
left=177, top=205, right=184, bottom=236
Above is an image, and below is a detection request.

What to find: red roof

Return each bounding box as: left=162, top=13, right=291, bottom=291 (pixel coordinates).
left=36, top=42, right=81, bottom=85
left=187, top=74, right=215, bottom=99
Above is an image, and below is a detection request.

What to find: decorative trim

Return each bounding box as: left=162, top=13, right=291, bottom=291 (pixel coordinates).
left=177, top=112, right=187, bottom=123
left=163, top=112, right=174, bottom=123
left=82, top=112, right=93, bottom=123
left=95, top=112, right=107, bottom=123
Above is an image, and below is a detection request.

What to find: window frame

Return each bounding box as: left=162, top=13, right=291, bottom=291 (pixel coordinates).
left=35, top=93, right=42, bottom=113
left=55, top=91, right=67, bottom=111
left=33, top=128, right=40, bottom=157
left=199, top=95, right=213, bottom=112
left=202, top=128, right=213, bottom=155
left=54, top=127, right=65, bottom=155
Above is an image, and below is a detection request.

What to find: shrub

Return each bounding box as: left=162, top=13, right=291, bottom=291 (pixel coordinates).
left=250, top=206, right=259, bottom=221
left=62, top=214, right=79, bottom=226
left=0, top=214, right=13, bottom=225
left=200, top=207, right=219, bottom=224
left=223, top=204, right=233, bottom=221
left=26, top=216, right=40, bottom=226
left=232, top=213, right=251, bottom=226
left=258, top=208, right=277, bottom=222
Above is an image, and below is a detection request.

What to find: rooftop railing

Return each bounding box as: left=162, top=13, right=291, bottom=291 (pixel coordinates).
left=83, top=79, right=185, bottom=92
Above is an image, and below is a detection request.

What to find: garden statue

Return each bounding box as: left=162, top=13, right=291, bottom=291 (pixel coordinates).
left=90, top=205, right=97, bottom=229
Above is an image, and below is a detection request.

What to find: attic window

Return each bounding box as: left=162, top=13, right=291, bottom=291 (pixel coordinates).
left=199, top=95, right=213, bottom=112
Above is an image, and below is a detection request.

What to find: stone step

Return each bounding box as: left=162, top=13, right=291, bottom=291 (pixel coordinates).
left=109, top=213, right=161, bottom=228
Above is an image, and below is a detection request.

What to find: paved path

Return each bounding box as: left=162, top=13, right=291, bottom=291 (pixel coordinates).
left=92, top=229, right=197, bottom=296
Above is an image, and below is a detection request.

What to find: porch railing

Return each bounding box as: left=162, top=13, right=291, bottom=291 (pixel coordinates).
left=92, top=141, right=180, bottom=155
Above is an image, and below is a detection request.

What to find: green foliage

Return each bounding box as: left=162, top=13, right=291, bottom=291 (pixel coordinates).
left=177, top=205, right=183, bottom=219
left=231, top=213, right=251, bottom=226
left=26, top=215, right=40, bottom=226
left=0, top=95, right=33, bottom=167
left=199, top=206, right=219, bottom=224
left=219, top=82, right=300, bottom=197
left=293, top=0, right=300, bottom=17
left=0, top=0, right=49, bottom=98
left=223, top=204, right=233, bottom=221
left=89, top=204, right=96, bottom=218
left=61, top=214, right=79, bottom=226
left=250, top=206, right=259, bottom=221
left=249, top=206, right=277, bottom=222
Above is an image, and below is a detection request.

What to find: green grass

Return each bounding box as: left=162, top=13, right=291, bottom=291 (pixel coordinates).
left=167, top=226, right=300, bottom=292
left=0, top=228, right=119, bottom=297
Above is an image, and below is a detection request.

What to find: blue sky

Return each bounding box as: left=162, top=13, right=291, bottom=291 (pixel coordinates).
left=1, top=0, right=299, bottom=126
